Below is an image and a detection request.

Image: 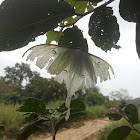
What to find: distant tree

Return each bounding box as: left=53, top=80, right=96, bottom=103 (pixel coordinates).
left=23, top=77, right=67, bottom=102
left=109, top=89, right=132, bottom=101
left=1, top=63, right=40, bottom=87
left=109, top=89, right=133, bottom=109
left=75, top=86, right=101, bottom=101
left=0, top=63, right=68, bottom=103
left=0, top=80, right=15, bottom=102
left=2, top=92, right=22, bottom=105
left=85, top=91, right=106, bottom=106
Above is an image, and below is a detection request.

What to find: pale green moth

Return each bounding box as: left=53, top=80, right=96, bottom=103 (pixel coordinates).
left=23, top=44, right=114, bottom=120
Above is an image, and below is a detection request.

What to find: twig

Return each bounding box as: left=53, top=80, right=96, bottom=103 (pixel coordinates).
left=121, top=112, right=140, bottom=134
left=60, top=0, right=115, bottom=28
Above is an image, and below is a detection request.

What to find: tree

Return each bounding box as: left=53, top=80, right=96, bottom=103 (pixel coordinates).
left=0, top=63, right=67, bottom=103
left=109, top=89, right=133, bottom=109
left=109, top=89, right=132, bottom=101
left=85, top=91, right=106, bottom=106
left=0, top=79, right=16, bottom=103
left=23, top=77, right=67, bottom=102
left=1, top=63, right=40, bottom=87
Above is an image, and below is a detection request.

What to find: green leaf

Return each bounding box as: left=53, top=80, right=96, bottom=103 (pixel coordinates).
left=136, top=23, right=140, bottom=59
left=17, top=98, right=46, bottom=115
left=119, top=0, right=140, bottom=23
left=127, top=130, right=140, bottom=140
left=107, top=126, right=132, bottom=140
left=58, top=26, right=88, bottom=53
left=46, top=30, right=62, bottom=44
left=125, top=104, right=139, bottom=124
left=74, top=0, right=103, bottom=3
left=57, top=103, right=67, bottom=113
left=89, top=7, right=120, bottom=51
left=65, top=0, right=88, bottom=14
left=24, top=113, right=39, bottom=123
left=35, top=124, right=49, bottom=131
left=57, top=99, right=86, bottom=113
left=0, top=0, right=75, bottom=51
left=87, top=2, right=94, bottom=11
left=105, top=113, right=122, bottom=121
left=55, top=111, right=86, bottom=134
left=60, top=16, right=79, bottom=26
left=16, top=120, right=49, bottom=140
left=70, top=99, right=86, bottom=111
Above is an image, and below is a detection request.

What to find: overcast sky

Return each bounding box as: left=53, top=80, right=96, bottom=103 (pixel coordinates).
left=0, top=0, right=140, bottom=98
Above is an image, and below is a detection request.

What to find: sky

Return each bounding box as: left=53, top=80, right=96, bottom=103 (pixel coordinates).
left=0, top=0, right=140, bottom=98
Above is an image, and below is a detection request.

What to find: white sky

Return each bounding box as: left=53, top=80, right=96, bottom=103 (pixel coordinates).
left=0, top=0, right=140, bottom=98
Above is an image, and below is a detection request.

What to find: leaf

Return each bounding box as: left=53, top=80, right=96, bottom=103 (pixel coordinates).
left=35, top=124, right=49, bottom=131
left=24, top=113, right=39, bottom=123
left=16, top=120, right=49, bottom=140
left=107, top=126, right=132, bottom=140
left=105, top=113, right=122, bottom=121
left=125, top=104, right=139, bottom=124
left=70, top=99, right=86, bottom=111
left=74, top=0, right=103, bottom=3
left=65, top=0, right=88, bottom=14
left=136, top=23, right=140, bottom=59
left=57, top=99, right=86, bottom=113
left=127, top=130, right=140, bottom=140
left=46, top=30, right=62, bottom=44
left=119, top=0, right=140, bottom=23
left=55, top=111, right=86, bottom=134
left=87, top=2, right=94, bottom=11
left=89, top=7, right=120, bottom=51
left=17, top=98, right=46, bottom=115
left=0, top=0, right=75, bottom=51
left=58, top=26, right=88, bottom=52
left=60, top=16, right=79, bottom=26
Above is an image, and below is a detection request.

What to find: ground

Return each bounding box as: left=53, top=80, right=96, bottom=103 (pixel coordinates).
left=31, top=118, right=112, bottom=140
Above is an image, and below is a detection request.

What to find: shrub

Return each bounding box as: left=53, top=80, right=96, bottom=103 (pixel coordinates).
left=85, top=91, right=106, bottom=106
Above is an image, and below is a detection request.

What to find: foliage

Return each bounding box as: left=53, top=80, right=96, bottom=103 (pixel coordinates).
left=1, top=63, right=40, bottom=87
left=23, top=77, right=67, bottom=103
left=108, top=89, right=133, bottom=109
left=84, top=91, right=106, bottom=106
left=128, top=98, right=140, bottom=108
left=2, top=91, right=22, bottom=105
left=88, top=7, right=120, bottom=51
left=58, top=26, right=88, bottom=52
left=0, top=0, right=75, bottom=51
left=0, top=101, right=106, bottom=139
left=109, top=89, right=132, bottom=101
left=0, top=103, right=24, bottom=139
left=0, top=0, right=139, bottom=57
left=105, top=104, right=140, bottom=140
left=85, top=105, right=107, bottom=119
left=0, top=63, right=67, bottom=103
left=16, top=98, right=86, bottom=140
left=0, top=80, right=16, bottom=102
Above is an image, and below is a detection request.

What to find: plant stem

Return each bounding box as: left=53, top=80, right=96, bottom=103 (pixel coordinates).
left=60, top=0, right=115, bottom=28
left=121, top=112, right=140, bottom=134
left=51, top=120, right=56, bottom=140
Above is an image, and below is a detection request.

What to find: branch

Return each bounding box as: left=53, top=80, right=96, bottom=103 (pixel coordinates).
left=60, top=0, right=115, bottom=28
left=121, top=111, right=140, bottom=135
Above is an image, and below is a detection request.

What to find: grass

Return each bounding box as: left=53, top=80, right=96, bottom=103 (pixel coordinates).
left=0, top=103, right=24, bottom=139
left=0, top=101, right=107, bottom=139
left=85, top=105, right=107, bottom=119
